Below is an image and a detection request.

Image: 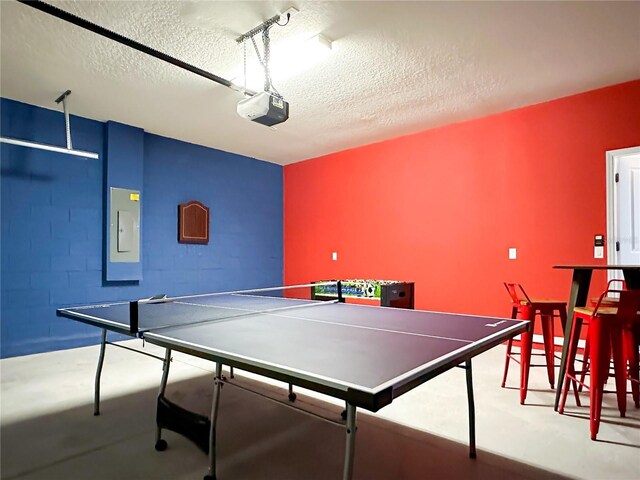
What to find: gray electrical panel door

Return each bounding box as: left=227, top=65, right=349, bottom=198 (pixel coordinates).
left=117, top=210, right=135, bottom=252
left=110, top=187, right=140, bottom=263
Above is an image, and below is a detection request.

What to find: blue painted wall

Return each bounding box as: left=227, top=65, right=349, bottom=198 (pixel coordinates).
left=104, top=121, right=145, bottom=281
left=0, top=98, right=283, bottom=357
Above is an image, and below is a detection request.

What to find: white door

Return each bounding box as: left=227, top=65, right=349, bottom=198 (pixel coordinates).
left=607, top=147, right=640, bottom=272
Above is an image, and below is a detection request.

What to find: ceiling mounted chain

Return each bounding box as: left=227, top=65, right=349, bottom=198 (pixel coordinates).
left=237, top=11, right=291, bottom=98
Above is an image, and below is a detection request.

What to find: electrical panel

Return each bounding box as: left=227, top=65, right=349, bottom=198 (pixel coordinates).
left=109, top=187, right=140, bottom=263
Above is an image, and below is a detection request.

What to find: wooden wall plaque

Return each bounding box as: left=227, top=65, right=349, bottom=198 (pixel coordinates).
left=178, top=201, right=210, bottom=244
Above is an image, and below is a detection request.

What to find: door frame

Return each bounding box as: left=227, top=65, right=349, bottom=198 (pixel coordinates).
left=606, top=146, right=640, bottom=280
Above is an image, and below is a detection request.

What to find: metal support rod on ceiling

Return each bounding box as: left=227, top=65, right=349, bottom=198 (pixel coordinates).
left=56, top=90, right=72, bottom=150
left=16, top=0, right=256, bottom=96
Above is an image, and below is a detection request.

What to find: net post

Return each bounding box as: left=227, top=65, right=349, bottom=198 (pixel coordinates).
left=337, top=280, right=345, bottom=303
left=129, top=300, right=139, bottom=334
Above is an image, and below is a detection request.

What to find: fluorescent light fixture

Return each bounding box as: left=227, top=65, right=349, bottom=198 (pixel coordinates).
left=0, top=137, right=99, bottom=159
left=233, top=34, right=332, bottom=92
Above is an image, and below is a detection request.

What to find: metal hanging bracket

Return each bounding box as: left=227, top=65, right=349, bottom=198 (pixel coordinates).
left=55, top=89, right=73, bottom=150
left=235, top=13, right=281, bottom=44
left=234, top=8, right=298, bottom=44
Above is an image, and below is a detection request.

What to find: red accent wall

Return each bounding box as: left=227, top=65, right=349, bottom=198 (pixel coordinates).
left=284, top=81, right=640, bottom=325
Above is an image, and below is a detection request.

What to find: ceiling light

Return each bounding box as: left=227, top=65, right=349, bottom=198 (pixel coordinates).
left=233, top=34, right=332, bottom=92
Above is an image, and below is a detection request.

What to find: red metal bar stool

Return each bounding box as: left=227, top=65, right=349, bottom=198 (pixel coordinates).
left=558, top=289, right=640, bottom=440
left=579, top=279, right=628, bottom=390
left=502, top=283, right=568, bottom=404
left=623, top=308, right=640, bottom=408
left=589, top=279, right=627, bottom=307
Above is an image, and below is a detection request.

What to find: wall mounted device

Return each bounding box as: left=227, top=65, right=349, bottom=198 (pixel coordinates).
left=109, top=187, right=140, bottom=263
left=594, top=234, right=605, bottom=259
left=237, top=92, right=289, bottom=126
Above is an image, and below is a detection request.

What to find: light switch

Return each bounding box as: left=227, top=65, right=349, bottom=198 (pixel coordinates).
left=509, top=248, right=517, bottom=260
left=332, top=251, right=338, bottom=261
left=594, top=235, right=605, bottom=258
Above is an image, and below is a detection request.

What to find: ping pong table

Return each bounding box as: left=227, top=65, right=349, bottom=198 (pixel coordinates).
left=57, top=282, right=528, bottom=480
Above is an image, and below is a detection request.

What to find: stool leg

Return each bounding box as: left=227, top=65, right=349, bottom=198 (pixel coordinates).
left=541, top=312, right=556, bottom=388
left=610, top=327, right=627, bottom=418
left=578, top=336, right=590, bottom=393
left=591, top=384, right=605, bottom=441
left=558, top=305, right=568, bottom=335
left=559, top=317, right=582, bottom=414
left=589, top=317, right=610, bottom=441
left=625, top=326, right=640, bottom=408
left=568, top=333, right=582, bottom=408
left=519, top=306, right=535, bottom=405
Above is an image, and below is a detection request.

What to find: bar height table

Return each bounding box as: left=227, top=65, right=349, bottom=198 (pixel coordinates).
left=552, top=264, right=640, bottom=411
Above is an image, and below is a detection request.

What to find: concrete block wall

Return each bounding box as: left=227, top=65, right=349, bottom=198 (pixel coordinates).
left=142, top=134, right=283, bottom=296
left=0, top=98, right=283, bottom=357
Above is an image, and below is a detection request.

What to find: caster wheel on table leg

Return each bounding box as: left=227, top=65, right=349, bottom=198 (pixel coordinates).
left=288, top=392, right=297, bottom=402
left=155, top=439, right=168, bottom=451
left=341, top=409, right=347, bottom=420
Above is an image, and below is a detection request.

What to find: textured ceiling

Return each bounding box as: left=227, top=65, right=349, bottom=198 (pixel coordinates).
left=1, top=1, right=639, bottom=165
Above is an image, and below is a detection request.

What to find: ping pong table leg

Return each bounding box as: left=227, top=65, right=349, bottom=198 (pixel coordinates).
left=155, top=348, right=172, bottom=451
left=93, top=329, right=107, bottom=416
left=342, top=403, right=357, bottom=480
left=465, top=359, right=476, bottom=459
left=205, top=362, right=224, bottom=480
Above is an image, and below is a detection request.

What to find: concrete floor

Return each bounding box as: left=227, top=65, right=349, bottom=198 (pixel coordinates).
left=1, top=340, right=639, bottom=480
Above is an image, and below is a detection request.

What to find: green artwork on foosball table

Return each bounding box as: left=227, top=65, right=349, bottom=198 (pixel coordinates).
left=314, top=279, right=397, bottom=299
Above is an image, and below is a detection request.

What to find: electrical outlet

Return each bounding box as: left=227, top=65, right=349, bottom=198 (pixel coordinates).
left=332, top=251, right=338, bottom=261
left=509, top=248, right=517, bottom=260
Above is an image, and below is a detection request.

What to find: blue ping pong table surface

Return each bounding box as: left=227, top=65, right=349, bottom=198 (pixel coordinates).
left=58, top=293, right=527, bottom=410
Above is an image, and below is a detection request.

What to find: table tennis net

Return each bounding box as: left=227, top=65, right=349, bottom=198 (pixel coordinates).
left=135, top=283, right=339, bottom=333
